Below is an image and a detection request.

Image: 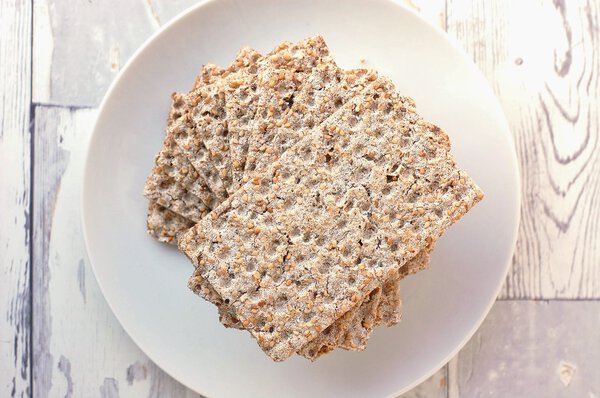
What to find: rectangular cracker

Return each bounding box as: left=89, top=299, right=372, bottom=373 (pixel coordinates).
left=243, top=62, right=376, bottom=182
left=147, top=182, right=431, bottom=355
left=180, top=77, right=483, bottom=361
left=149, top=197, right=429, bottom=345
left=184, top=37, right=341, bottom=310
left=228, top=36, right=336, bottom=192
left=144, top=62, right=227, bottom=215
left=171, top=48, right=261, bottom=196
left=144, top=132, right=222, bottom=210
left=145, top=52, right=261, bottom=230
left=146, top=201, right=194, bottom=245
left=298, top=247, right=432, bottom=361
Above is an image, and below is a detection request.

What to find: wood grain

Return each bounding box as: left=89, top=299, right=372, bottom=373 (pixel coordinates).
left=453, top=300, right=600, bottom=397
left=32, top=0, right=197, bottom=107
left=446, top=0, right=600, bottom=299
left=399, top=367, right=448, bottom=398
left=0, top=2, right=32, bottom=398
left=31, top=106, right=203, bottom=398
left=10, top=0, right=598, bottom=397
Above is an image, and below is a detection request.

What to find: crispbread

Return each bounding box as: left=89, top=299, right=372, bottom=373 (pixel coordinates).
left=153, top=198, right=428, bottom=342
left=297, top=285, right=383, bottom=360
left=180, top=77, right=483, bottom=361
left=145, top=51, right=261, bottom=239
left=143, top=62, right=227, bottom=214
left=146, top=201, right=194, bottom=245
left=144, top=178, right=209, bottom=222
left=299, top=248, right=431, bottom=360
left=171, top=48, right=261, bottom=196
left=243, top=62, right=375, bottom=182
left=228, top=36, right=336, bottom=192
left=145, top=133, right=222, bottom=209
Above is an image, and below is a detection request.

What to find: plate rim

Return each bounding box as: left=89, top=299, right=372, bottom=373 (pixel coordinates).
left=81, top=0, right=521, bottom=395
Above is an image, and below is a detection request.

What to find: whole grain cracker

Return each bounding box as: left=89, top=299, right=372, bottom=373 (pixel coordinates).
left=171, top=47, right=261, bottom=196
left=180, top=77, right=483, bottom=361
left=243, top=62, right=376, bottom=181
left=146, top=201, right=194, bottom=245
left=299, top=247, right=432, bottom=361
left=144, top=62, right=227, bottom=215
left=228, top=36, right=335, bottom=192
left=145, top=133, right=223, bottom=209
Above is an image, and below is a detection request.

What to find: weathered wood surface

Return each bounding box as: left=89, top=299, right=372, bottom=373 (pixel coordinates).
left=31, top=107, right=202, bottom=398
left=0, top=0, right=598, bottom=397
left=451, top=301, right=600, bottom=397
left=32, top=0, right=197, bottom=107
left=446, top=0, right=600, bottom=299
left=0, top=2, right=32, bottom=398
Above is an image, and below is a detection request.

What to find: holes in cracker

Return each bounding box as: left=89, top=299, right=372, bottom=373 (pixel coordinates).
left=362, top=225, right=374, bottom=240
left=275, top=294, right=289, bottom=311
left=279, top=198, right=293, bottom=211
left=290, top=227, right=302, bottom=240
left=302, top=232, right=312, bottom=243
left=315, top=235, right=325, bottom=246
left=196, top=145, right=208, bottom=160
left=334, top=97, right=343, bottom=109
left=344, top=198, right=356, bottom=212
left=302, top=312, right=313, bottom=323
left=354, top=166, right=370, bottom=181
left=245, top=261, right=256, bottom=273
left=301, top=146, right=312, bottom=161
left=352, top=142, right=365, bottom=155
left=271, top=238, right=284, bottom=251
left=220, top=126, right=229, bottom=138
left=347, top=115, right=358, bottom=127
left=386, top=175, right=399, bottom=183
left=284, top=93, right=295, bottom=109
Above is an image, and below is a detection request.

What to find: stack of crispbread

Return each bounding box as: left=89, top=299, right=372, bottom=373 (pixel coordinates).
left=144, top=36, right=483, bottom=361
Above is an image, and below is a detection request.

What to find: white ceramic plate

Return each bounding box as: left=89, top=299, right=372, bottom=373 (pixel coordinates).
left=82, top=1, right=520, bottom=396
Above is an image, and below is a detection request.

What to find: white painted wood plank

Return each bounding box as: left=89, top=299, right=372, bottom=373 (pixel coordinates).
left=32, top=0, right=197, bottom=107
left=398, top=366, right=448, bottom=398
left=31, top=106, right=201, bottom=398
left=447, top=0, right=600, bottom=299
left=454, top=300, right=600, bottom=397
left=0, top=2, right=32, bottom=398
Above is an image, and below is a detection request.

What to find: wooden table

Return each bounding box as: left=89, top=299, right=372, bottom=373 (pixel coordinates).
left=2, top=1, right=599, bottom=396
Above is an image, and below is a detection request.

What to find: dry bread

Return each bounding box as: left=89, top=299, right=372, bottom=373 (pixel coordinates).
left=145, top=133, right=222, bottom=209
left=145, top=51, right=262, bottom=228
left=143, top=64, right=227, bottom=215
left=228, top=36, right=335, bottom=192
left=298, top=284, right=384, bottom=360
left=180, top=77, right=483, bottom=361
left=243, top=62, right=376, bottom=181
left=146, top=201, right=194, bottom=245
left=299, top=248, right=431, bottom=361
left=171, top=47, right=261, bottom=196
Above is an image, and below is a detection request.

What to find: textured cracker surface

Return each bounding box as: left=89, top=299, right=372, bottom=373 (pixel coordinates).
left=180, top=79, right=483, bottom=361
left=243, top=63, right=375, bottom=181
left=228, top=36, right=335, bottom=191
left=146, top=201, right=194, bottom=245
left=171, top=48, right=261, bottom=196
